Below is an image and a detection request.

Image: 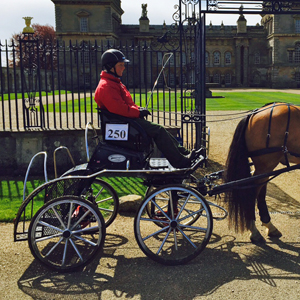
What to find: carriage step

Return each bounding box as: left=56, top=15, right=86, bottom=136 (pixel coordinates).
left=149, top=158, right=172, bottom=169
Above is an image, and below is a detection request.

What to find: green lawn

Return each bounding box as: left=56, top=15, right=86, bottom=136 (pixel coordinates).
left=41, top=91, right=300, bottom=113
left=0, top=90, right=71, bottom=101
left=1, top=90, right=300, bottom=222
left=0, top=176, right=146, bottom=222
left=207, top=91, right=300, bottom=110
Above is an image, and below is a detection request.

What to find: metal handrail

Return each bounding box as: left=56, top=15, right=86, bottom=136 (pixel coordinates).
left=23, top=151, right=48, bottom=201
left=53, top=146, right=76, bottom=178
left=85, top=122, right=100, bottom=162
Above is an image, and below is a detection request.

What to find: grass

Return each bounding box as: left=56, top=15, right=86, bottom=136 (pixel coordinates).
left=206, top=91, right=300, bottom=110
left=0, top=176, right=146, bottom=222
left=0, top=90, right=71, bottom=101
left=1, top=89, right=300, bottom=222
left=40, top=91, right=300, bottom=113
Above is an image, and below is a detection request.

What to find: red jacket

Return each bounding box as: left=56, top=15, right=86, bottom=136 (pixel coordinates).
left=94, top=71, right=140, bottom=118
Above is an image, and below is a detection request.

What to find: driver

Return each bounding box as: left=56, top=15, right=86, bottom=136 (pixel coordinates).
left=94, top=49, right=202, bottom=168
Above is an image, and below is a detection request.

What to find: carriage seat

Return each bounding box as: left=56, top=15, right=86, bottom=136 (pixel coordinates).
left=98, top=109, right=153, bottom=153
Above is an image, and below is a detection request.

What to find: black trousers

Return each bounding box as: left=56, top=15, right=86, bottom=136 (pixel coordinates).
left=134, top=118, right=190, bottom=168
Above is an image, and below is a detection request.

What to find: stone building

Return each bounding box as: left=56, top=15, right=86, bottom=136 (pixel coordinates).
left=48, top=0, right=300, bottom=88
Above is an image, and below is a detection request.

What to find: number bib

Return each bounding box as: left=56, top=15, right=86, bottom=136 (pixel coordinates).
left=105, top=123, right=129, bottom=141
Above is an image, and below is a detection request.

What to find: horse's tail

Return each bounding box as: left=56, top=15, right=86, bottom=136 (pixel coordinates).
left=224, top=115, right=256, bottom=233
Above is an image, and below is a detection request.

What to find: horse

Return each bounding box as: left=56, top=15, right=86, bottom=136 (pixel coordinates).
left=224, top=102, right=300, bottom=243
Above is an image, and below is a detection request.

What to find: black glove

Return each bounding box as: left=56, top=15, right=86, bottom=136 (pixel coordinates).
left=139, top=107, right=151, bottom=118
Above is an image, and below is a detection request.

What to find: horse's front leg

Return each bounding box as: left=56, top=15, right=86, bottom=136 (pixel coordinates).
left=249, top=185, right=268, bottom=243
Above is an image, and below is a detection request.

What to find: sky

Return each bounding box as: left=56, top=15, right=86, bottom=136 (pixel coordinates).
left=1, top=0, right=262, bottom=43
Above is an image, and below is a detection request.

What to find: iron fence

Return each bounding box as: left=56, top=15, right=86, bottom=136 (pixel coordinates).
left=0, top=37, right=201, bottom=149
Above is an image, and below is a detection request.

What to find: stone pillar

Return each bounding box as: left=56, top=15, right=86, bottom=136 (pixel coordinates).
left=235, top=45, right=241, bottom=86
left=243, top=46, right=249, bottom=87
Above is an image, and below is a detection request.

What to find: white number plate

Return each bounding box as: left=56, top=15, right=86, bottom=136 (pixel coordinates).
left=105, top=124, right=129, bottom=141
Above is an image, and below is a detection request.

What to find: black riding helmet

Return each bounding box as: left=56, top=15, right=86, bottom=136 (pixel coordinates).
left=101, top=49, right=130, bottom=71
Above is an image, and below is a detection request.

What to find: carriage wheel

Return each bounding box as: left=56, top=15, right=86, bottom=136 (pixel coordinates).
left=134, top=185, right=213, bottom=265
left=28, top=196, right=106, bottom=272
left=84, top=178, right=119, bottom=227
left=144, top=175, right=202, bottom=227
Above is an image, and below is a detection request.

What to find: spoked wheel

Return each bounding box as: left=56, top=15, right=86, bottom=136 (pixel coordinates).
left=145, top=176, right=202, bottom=227
left=134, top=185, right=213, bottom=265
left=28, top=196, right=106, bottom=272
left=83, top=178, right=119, bottom=227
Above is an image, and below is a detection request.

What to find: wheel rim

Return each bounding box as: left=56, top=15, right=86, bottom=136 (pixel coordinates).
left=135, top=185, right=212, bottom=265
left=29, top=197, right=105, bottom=271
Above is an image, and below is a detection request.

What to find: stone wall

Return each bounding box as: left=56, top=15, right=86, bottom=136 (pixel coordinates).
left=0, top=129, right=96, bottom=177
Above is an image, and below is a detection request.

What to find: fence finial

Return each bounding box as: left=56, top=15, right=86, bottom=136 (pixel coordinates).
left=22, top=17, right=34, bottom=34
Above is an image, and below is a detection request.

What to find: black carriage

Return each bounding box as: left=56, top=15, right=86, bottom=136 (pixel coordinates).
left=14, top=110, right=227, bottom=272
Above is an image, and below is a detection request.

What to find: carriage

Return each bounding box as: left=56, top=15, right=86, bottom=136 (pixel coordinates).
left=14, top=102, right=300, bottom=272
left=13, top=109, right=227, bottom=272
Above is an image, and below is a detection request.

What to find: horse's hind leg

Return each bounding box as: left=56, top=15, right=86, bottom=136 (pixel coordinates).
left=257, top=184, right=282, bottom=238
left=262, top=221, right=282, bottom=238
left=249, top=220, right=265, bottom=243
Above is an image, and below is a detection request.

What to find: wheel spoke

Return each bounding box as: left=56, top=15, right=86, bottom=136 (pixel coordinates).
left=172, top=228, right=178, bottom=251
left=44, top=237, right=64, bottom=258
left=178, top=208, right=205, bottom=223
left=177, top=227, right=197, bottom=249
left=97, top=207, right=113, bottom=213
left=38, top=220, right=64, bottom=233
left=52, top=206, right=66, bottom=229
left=142, top=225, right=170, bottom=241
left=176, top=193, right=191, bottom=221
left=73, top=225, right=100, bottom=235
left=96, top=196, right=113, bottom=204
left=70, top=208, right=92, bottom=231
left=69, top=238, right=83, bottom=262
left=156, top=227, right=172, bottom=255
left=73, top=234, right=98, bottom=247
left=67, top=202, right=74, bottom=229
left=61, top=239, right=68, bottom=266
left=35, top=232, right=62, bottom=242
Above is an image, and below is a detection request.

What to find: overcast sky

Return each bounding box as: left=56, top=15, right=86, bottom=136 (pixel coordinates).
left=1, top=0, right=261, bottom=43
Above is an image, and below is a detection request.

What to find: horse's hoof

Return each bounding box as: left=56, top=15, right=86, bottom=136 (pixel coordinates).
left=250, top=231, right=266, bottom=244
left=267, top=228, right=282, bottom=238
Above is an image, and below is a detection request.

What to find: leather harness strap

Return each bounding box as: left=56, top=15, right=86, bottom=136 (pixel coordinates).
left=248, top=103, right=293, bottom=166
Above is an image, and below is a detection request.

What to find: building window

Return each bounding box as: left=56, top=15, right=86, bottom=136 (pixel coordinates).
left=214, top=51, right=220, bottom=65
left=213, top=73, right=220, bottom=83
left=205, top=52, right=209, bottom=65
left=295, top=43, right=300, bottom=63
left=205, top=73, right=210, bottom=83
left=80, top=17, right=88, bottom=32
left=225, top=73, right=231, bottom=84
left=157, top=52, right=163, bottom=65
left=225, top=52, right=231, bottom=65
left=295, top=72, right=300, bottom=83
left=269, top=48, right=273, bottom=64
left=296, top=20, right=300, bottom=33
left=253, top=73, right=261, bottom=85
left=288, top=51, right=294, bottom=63
left=84, top=73, right=90, bottom=86
left=81, top=52, right=90, bottom=64
left=254, top=52, right=260, bottom=64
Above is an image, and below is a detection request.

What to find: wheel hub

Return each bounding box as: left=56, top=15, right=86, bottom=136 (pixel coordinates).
left=63, top=230, right=71, bottom=238
left=170, top=220, right=177, bottom=228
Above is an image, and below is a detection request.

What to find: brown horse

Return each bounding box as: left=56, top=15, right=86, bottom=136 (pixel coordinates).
left=224, top=102, right=300, bottom=243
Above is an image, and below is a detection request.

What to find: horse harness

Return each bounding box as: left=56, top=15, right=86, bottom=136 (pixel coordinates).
left=248, top=102, right=300, bottom=167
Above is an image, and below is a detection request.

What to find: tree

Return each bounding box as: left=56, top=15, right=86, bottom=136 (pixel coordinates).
left=9, top=24, right=57, bottom=70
